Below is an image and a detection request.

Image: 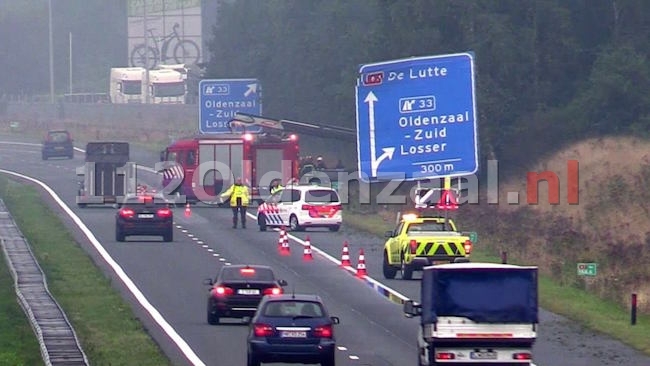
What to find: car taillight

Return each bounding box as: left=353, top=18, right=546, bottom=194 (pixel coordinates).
left=213, top=286, right=234, bottom=296
left=409, top=239, right=418, bottom=254
left=313, top=324, right=332, bottom=338
left=119, top=208, right=135, bottom=218
left=436, top=352, right=455, bottom=360
left=513, top=352, right=531, bottom=360
left=157, top=208, right=172, bottom=218
left=302, top=204, right=319, bottom=218
left=464, top=240, right=472, bottom=254
left=263, top=287, right=283, bottom=295
left=253, top=323, right=274, bottom=337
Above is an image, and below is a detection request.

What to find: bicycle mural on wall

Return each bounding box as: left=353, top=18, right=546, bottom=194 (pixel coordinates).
left=130, top=23, right=200, bottom=69
left=127, top=0, right=203, bottom=69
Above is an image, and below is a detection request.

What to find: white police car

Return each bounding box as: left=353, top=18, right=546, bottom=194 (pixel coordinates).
left=257, top=184, right=342, bottom=232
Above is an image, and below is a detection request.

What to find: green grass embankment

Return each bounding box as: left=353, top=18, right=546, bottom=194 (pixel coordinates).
left=344, top=212, right=650, bottom=356
left=0, top=253, right=42, bottom=365
left=0, top=177, right=172, bottom=365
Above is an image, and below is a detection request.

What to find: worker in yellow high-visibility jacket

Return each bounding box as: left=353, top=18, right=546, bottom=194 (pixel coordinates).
left=270, top=179, right=284, bottom=195
left=220, top=177, right=250, bottom=229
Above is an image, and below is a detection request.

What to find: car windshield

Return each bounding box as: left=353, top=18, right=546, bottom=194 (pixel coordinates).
left=406, top=222, right=453, bottom=233
left=220, top=267, right=275, bottom=282
left=48, top=131, right=70, bottom=142
left=304, top=189, right=339, bottom=204
left=262, top=301, right=324, bottom=317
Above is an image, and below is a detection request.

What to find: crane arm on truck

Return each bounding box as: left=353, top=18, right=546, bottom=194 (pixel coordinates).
left=229, top=113, right=357, bottom=141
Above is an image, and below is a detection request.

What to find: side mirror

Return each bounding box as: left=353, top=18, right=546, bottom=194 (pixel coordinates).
left=278, top=279, right=288, bottom=287
left=202, top=278, right=213, bottom=286
left=403, top=300, right=422, bottom=318
left=330, top=316, right=340, bottom=325
left=384, top=230, right=393, bottom=238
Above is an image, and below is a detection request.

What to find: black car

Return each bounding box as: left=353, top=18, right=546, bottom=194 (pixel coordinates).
left=115, top=194, right=174, bottom=242
left=247, top=294, right=339, bottom=366
left=41, top=129, right=74, bottom=160
left=204, top=265, right=288, bottom=325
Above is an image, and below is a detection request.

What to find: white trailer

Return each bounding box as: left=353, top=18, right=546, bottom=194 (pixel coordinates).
left=109, top=67, right=145, bottom=104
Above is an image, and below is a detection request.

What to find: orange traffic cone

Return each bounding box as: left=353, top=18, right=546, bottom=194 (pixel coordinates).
left=356, top=248, right=367, bottom=277
left=184, top=203, right=191, bottom=217
left=280, top=229, right=291, bottom=256
left=278, top=227, right=286, bottom=252
left=303, top=236, right=313, bottom=261
left=340, top=241, right=351, bottom=267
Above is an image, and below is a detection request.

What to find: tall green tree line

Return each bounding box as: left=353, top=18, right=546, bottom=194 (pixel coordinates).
left=206, top=0, right=650, bottom=170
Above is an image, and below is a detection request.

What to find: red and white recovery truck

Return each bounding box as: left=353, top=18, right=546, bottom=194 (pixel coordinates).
left=159, top=114, right=300, bottom=204
left=404, top=262, right=538, bottom=366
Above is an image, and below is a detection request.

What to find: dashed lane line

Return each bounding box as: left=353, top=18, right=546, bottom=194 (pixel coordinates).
left=173, top=221, right=362, bottom=363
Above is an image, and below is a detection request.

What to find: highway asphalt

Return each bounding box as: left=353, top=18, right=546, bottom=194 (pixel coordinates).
left=1, top=138, right=649, bottom=366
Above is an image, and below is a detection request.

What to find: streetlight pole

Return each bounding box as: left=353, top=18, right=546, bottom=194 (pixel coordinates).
left=143, top=1, right=150, bottom=104
left=69, top=32, right=72, bottom=95
left=48, top=0, right=55, bottom=103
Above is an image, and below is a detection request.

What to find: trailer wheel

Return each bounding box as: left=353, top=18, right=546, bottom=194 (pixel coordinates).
left=77, top=203, right=87, bottom=208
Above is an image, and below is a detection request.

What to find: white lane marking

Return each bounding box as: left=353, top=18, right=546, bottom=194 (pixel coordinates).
left=197, top=240, right=204, bottom=244
left=219, top=258, right=225, bottom=262
left=9, top=141, right=359, bottom=363
left=0, top=168, right=206, bottom=366
left=337, top=346, right=348, bottom=351
left=207, top=249, right=214, bottom=252
left=246, top=212, right=410, bottom=302
left=192, top=237, right=199, bottom=241
left=187, top=234, right=194, bottom=238
left=202, top=245, right=208, bottom=248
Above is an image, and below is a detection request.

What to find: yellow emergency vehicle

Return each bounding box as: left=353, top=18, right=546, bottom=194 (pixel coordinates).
left=382, top=211, right=473, bottom=280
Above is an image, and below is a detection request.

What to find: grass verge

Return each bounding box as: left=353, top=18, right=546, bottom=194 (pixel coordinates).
left=0, top=177, right=172, bottom=365
left=0, top=253, right=42, bottom=365
left=344, top=211, right=650, bottom=356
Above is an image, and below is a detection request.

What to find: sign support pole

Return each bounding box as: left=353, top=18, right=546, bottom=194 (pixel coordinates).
left=443, top=177, right=451, bottom=230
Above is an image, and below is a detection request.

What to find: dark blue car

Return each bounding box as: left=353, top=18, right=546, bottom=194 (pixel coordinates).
left=247, top=294, right=339, bottom=366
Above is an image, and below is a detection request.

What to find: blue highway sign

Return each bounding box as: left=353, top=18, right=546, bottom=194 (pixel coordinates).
left=199, top=79, right=262, bottom=133
left=355, top=53, right=478, bottom=182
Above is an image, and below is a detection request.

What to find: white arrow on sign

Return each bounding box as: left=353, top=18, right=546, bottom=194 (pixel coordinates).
left=364, top=91, right=396, bottom=176
left=244, top=83, right=258, bottom=97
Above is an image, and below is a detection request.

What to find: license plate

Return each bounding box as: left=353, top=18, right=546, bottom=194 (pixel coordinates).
left=237, top=289, right=260, bottom=295
left=138, top=213, right=154, bottom=219
left=470, top=351, right=497, bottom=360
left=280, top=331, right=307, bottom=338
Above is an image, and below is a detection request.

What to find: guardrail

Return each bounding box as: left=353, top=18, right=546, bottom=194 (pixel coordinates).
left=0, top=200, right=88, bottom=365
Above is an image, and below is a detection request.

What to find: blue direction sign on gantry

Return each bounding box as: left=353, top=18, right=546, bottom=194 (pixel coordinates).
left=199, top=79, right=262, bottom=133
left=355, top=53, right=478, bottom=182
